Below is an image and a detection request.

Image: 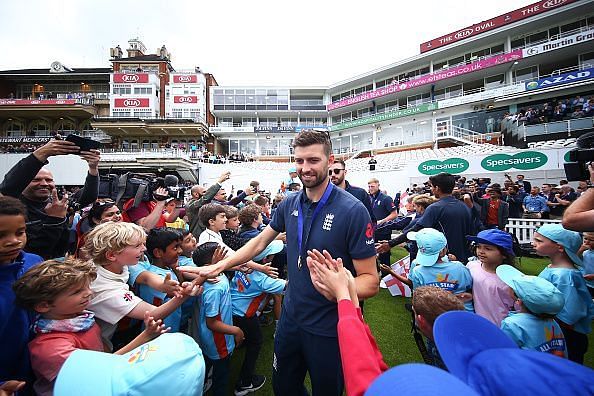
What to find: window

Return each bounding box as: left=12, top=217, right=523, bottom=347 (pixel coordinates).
left=112, top=86, right=131, bottom=95
left=112, top=110, right=130, bottom=117
left=133, top=87, right=152, bottom=95
left=484, top=74, right=505, bottom=89
left=580, top=52, right=594, bottom=69
left=514, top=66, right=539, bottom=83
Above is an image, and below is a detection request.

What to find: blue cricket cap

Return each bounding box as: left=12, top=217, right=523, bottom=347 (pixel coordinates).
left=254, top=240, right=284, bottom=262
left=54, top=333, right=205, bottom=396
left=535, top=224, right=583, bottom=267
left=407, top=228, right=447, bottom=266
left=288, top=167, right=297, bottom=173
left=365, top=364, right=478, bottom=395
left=434, top=311, right=594, bottom=396
left=466, top=229, right=514, bottom=256
left=496, top=265, right=564, bottom=315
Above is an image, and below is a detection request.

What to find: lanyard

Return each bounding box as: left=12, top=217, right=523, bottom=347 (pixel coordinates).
left=296, top=182, right=334, bottom=269
left=371, top=193, right=382, bottom=209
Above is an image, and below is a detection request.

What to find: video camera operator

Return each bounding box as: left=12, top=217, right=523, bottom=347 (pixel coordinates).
left=0, top=137, right=100, bottom=259
left=121, top=174, right=184, bottom=231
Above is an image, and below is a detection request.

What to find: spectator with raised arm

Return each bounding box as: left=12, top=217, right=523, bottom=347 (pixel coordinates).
left=0, top=137, right=100, bottom=259
left=187, top=171, right=230, bottom=237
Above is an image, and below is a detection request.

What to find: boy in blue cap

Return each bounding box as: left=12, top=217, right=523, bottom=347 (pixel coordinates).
left=496, top=265, right=567, bottom=358
left=578, top=231, right=594, bottom=297
left=408, top=228, right=474, bottom=311
left=532, top=223, right=594, bottom=364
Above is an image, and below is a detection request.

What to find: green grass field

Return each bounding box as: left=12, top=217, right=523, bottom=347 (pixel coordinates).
left=221, top=248, right=593, bottom=395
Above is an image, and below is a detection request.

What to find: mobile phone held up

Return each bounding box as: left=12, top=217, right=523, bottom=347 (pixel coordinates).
left=65, top=134, right=101, bottom=152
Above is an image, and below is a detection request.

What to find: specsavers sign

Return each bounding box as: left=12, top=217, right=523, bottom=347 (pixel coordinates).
left=481, top=151, right=548, bottom=171
left=418, top=158, right=469, bottom=175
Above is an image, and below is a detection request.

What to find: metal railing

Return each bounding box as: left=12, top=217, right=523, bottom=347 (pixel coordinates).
left=511, top=117, right=594, bottom=141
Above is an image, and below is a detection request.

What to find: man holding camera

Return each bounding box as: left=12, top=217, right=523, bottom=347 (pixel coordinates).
left=121, top=178, right=183, bottom=230
left=0, top=138, right=100, bottom=259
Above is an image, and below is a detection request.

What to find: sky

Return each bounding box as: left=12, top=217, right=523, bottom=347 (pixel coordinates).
left=0, top=0, right=536, bottom=87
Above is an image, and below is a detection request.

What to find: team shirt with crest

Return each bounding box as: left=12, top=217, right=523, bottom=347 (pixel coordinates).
left=128, top=261, right=182, bottom=332
left=501, top=312, right=568, bottom=358
left=197, top=274, right=235, bottom=360
left=269, top=184, right=376, bottom=337
left=409, top=259, right=475, bottom=311
left=230, top=270, right=286, bottom=318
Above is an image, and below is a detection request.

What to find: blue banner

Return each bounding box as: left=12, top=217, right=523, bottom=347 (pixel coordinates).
left=525, top=67, right=594, bottom=91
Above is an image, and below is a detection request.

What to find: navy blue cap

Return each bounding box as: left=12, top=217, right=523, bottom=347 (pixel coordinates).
left=434, top=311, right=594, bottom=396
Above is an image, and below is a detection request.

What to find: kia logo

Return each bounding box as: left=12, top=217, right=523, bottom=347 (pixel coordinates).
left=178, top=96, right=193, bottom=103
left=123, top=99, right=141, bottom=107
left=121, top=74, right=139, bottom=83
left=543, top=0, right=566, bottom=9
left=454, top=28, right=474, bottom=39
left=526, top=47, right=539, bottom=56
left=177, top=75, right=192, bottom=82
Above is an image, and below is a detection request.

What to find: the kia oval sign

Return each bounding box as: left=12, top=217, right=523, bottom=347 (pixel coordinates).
left=113, top=73, right=149, bottom=84
left=113, top=98, right=150, bottom=108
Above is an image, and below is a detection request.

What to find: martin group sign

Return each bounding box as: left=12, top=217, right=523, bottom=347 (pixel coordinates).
left=522, top=28, right=594, bottom=58
left=525, top=67, right=594, bottom=91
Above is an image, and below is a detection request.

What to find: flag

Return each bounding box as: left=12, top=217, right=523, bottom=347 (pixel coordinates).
left=380, top=255, right=412, bottom=297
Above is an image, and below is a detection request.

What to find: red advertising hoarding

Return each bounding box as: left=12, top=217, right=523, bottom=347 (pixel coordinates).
left=420, top=0, right=578, bottom=53
left=173, top=96, right=198, bottom=104
left=113, top=98, right=150, bottom=108
left=172, top=75, right=198, bottom=83
left=0, top=99, right=77, bottom=105
left=112, top=73, right=149, bottom=83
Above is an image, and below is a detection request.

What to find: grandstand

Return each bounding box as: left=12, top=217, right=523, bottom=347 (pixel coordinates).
left=0, top=0, right=593, bottom=191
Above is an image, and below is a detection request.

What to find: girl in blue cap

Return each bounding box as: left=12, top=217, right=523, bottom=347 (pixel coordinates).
left=465, top=229, right=516, bottom=326
left=533, top=223, right=594, bottom=364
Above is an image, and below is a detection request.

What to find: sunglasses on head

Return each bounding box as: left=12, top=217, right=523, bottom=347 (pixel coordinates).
left=329, top=169, right=345, bottom=175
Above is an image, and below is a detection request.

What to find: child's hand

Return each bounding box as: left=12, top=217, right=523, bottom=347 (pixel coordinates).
left=345, top=268, right=359, bottom=309
left=379, top=263, right=392, bottom=273
left=161, top=273, right=183, bottom=298
left=142, top=311, right=170, bottom=340
left=212, top=245, right=228, bottom=264
left=0, top=380, right=26, bottom=396
left=180, top=279, right=204, bottom=297
left=233, top=327, right=245, bottom=346
left=375, top=241, right=391, bottom=254
left=456, top=292, right=473, bottom=302
left=260, top=264, right=279, bottom=279
left=306, top=249, right=349, bottom=301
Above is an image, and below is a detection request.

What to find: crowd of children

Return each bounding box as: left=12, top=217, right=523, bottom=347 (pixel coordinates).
left=2, top=162, right=594, bottom=396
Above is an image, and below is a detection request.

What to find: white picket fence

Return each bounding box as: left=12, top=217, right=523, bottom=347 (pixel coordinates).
left=505, top=218, right=562, bottom=245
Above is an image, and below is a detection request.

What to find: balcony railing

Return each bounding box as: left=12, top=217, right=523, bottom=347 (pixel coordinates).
left=511, top=117, right=594, bottom=141
left=93, top=115, right=206, bottom=124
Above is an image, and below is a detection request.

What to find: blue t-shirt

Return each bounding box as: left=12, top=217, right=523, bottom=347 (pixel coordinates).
left=230, top=270, right=286, bottom=317
left=539, top=266, right=594, bottom=334
left=581, top=250, right=594, bottom=289
left=198, top=274, right=235, bottom=360
left=269, top=183, right=376, bottom=336
left=501, top=312, right=567, bottom=358
left=178, top=256, right=195, bottom=267
left=417, top=196, right=472, bottom=263
left=410, top=259, right=474, bottom=311
left=523, top=195, right=547, bottom=213
left=0, top=251, right=43, bottom=383
left=128, top=261, right=182, bottom=332
left=370, top=191, right=396, bottom=234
